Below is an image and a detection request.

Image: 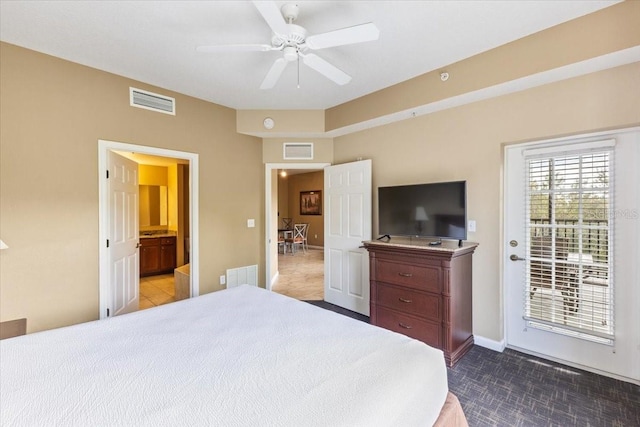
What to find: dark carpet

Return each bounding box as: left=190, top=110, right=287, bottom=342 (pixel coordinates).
left=305, top=300, right=640, bottom=427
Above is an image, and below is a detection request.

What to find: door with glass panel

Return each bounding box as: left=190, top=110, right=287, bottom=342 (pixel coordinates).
left=505, top=132, right=639, bottom=383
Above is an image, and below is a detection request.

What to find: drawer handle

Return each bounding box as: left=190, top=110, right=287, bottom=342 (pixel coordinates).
left=398, top=272, right=413, bottom=278
left=398, top=297, right=412, bottom=303
left=398, top=322, right=413, bottom=329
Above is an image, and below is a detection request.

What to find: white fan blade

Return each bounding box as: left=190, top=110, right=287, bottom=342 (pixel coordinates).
left=260, top=58, right=288, bottom=89
left=252, top=0, right=288, bottom=36
left=196, top=44, right=273, bottom=53
left=302, top=53, right=351, bottom=85
left=306, top=22, right=379, bottom=50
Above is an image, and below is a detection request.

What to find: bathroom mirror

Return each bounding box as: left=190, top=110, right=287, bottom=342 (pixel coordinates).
left=139, top=185, right=168, bottom=226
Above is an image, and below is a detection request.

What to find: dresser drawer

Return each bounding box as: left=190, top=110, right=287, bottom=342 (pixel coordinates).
left=375, top=259, right=441, bottom=293
left=375, top=284, right=440, bottom=322
left=375, top=307, right=441, bottom=348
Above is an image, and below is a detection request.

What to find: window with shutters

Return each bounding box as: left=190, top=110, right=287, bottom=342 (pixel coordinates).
left=524, top=142, right=614, bottom=344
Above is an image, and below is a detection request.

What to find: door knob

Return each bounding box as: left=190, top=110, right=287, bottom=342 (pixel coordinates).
left=510, top=254, right=525, bottom=261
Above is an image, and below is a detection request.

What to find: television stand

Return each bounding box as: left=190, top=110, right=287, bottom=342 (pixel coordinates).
left=376, top=234, right=391, bottom=241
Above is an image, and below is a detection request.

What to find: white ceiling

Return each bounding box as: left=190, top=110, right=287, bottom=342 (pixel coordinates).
left=0, top=1, right=619, bottom=111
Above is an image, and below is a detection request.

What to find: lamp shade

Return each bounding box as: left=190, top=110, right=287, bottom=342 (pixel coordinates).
left=415, top=207, right=429, bottom=221
left=0, top=239, right=8, bottom=250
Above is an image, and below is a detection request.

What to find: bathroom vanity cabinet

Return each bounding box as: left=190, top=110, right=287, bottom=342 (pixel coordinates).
left=140, top=236, right=176, bottom=277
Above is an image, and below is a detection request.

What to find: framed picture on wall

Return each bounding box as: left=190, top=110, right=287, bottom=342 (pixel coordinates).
left=300, top=190, right=322, bottom=215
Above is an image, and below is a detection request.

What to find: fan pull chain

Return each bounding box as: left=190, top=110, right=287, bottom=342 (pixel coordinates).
left=297, top=54, right=300, bottom=88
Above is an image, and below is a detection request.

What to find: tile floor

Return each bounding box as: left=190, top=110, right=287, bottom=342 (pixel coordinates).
left=139, top=248, right=323, bottom=310
left=271, top=247, right=324, bottom=301
left=139, top=273, right=176, bottom=310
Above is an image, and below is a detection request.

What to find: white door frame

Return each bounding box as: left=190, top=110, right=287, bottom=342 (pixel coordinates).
left=264, top=162, right=330, bottom=290
left=99, top=139, right=200, bottom=319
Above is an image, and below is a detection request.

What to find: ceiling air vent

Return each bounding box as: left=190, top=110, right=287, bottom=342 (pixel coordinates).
left=130, top=87, right=175, bottom=115
left=283, top=143, right=314, bottom=160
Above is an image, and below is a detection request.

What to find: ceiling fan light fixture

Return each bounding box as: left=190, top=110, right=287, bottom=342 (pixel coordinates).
left=283, top=46, right=298, bottom=62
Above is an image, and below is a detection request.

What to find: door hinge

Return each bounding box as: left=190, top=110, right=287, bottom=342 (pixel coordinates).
left=106, top=170, right=109, bottom=179
left=106, top=239, right=109, bottom=248
left=107, top=308, right=110, bottom=317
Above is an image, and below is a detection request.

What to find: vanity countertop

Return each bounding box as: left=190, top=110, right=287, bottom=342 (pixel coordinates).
left=139, top=231, right=177, bottom=239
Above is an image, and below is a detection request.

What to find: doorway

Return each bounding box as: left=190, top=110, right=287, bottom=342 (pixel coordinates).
left=265, top=163, right=329, bottom=295
left=265, top=159, right=372, bottom=316
left=98, top=140, right=200, bottom=320
left=503, top=128, right=640, bottom=384
left=272, top=168, right=325, bottom=300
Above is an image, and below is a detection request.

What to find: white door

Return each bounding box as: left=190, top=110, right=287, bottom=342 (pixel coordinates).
left=324, top=159, right=372, bottom=315
left=108, top=151, right=140, bottom=316
left=504, top=131, right=640, bottom=383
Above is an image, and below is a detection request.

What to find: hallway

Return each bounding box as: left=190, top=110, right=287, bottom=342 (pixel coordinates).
left=272, top=248, right=323, bottom=301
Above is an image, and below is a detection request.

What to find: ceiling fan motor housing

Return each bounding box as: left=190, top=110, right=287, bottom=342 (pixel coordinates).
left=272, top=24, right=307, bottom=49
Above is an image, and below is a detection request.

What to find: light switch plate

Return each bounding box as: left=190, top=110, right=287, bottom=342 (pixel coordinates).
left=220, top=275, right=226, bottom=285
left=247, top=219, right=255, bottom=228
left=468, top=220, right=476, bottom=232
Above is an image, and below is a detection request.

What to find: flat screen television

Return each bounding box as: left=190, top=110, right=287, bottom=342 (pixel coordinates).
left=378, top=180, right=467, bottom=241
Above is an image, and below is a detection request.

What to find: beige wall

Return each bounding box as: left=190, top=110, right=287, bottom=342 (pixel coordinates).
left=286, top=171, right=324, bottom=247
left=0, top=42, right=264, bottom=333
left=326, top=1, right=640, bottom=131
left=277, top=173, right=289, bottom=221
left=1, top=2, right=638, bottom=343
left=237, top=110, right=324, bottom=135
left=139, top=164, right=168, bottom=186
left=333, top=63, right=640, bottom=342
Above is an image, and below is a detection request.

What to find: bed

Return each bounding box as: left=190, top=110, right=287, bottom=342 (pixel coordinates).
left=0, top=285, right=467, bottom=426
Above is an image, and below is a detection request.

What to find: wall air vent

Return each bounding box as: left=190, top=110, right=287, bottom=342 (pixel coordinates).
left=130, top=87, right=175, bottom=115
left=283, top=143, right=314, bottom=160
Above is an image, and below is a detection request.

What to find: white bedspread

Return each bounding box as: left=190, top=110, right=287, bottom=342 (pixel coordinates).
left=1, top=285, right=448, bottom=426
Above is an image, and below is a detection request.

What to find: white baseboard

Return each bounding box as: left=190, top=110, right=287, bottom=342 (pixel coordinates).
left=507, top=345, right=640, bottom=385
left=474, top=335, right=506, bottom=352
left=269, top=271, right=279, bottom=290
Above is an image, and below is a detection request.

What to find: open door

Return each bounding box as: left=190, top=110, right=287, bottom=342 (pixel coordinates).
left=324, top=159, right=372, bottom=315
left=108, top=151, right=140, bottom=316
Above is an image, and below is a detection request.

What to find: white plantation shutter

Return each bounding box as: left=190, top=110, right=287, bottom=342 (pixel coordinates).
left=523, top=140, right=615, bottom=343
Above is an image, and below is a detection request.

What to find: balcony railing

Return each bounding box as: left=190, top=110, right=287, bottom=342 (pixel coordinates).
left=530, top=218, right=608, bottom=264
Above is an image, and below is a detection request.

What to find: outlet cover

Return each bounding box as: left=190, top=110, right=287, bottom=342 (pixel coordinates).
left=220, top=275, right=226, bottom=285
left=468, top=220, right=476, bottom=232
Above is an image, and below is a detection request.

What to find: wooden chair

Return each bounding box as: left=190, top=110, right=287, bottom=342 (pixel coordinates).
left=302, top=223, right=310, bottom=252
left=277, top=231, right=288, bottom=254
left=285, top=223, right=307, bottom=254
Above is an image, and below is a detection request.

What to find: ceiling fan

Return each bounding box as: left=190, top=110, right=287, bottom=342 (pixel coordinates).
left=197, top=1, right=380, bottom=89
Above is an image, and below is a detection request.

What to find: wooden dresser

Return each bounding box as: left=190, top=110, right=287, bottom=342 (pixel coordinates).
left=363, top=238, right=478, bottom=367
